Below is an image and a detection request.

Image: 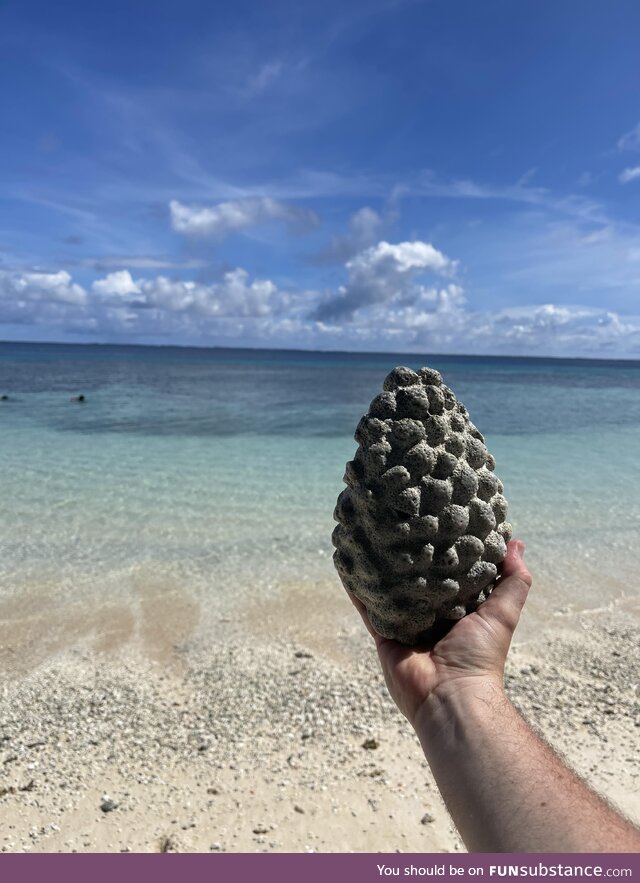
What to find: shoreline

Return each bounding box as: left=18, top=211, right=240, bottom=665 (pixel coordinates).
left=0, top=593, right=638, bottom=853
left=3, top=556, right=638, bottom=677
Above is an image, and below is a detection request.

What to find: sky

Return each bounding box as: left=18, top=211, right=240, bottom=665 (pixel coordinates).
left=1, top=0, right=640, bottom=358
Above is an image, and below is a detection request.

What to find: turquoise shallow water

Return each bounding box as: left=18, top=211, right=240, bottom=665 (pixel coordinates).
left=1, top=343, right=639, bottom=642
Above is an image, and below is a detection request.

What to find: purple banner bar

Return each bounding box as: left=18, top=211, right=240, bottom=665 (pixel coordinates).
left=0, top=853, right=638, bottom=883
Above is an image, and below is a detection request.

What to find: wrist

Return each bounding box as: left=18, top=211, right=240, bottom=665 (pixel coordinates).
left=413, top=676, right=508, bottom=742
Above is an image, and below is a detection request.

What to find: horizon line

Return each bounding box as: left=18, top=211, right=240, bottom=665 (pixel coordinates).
left=0, top=337, right=639, bottom=365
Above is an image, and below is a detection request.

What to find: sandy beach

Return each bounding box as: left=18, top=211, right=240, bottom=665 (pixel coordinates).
left=0, top=575, right=638, bottom=854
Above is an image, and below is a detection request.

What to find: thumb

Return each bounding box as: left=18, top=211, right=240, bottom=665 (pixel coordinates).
left=347, top=591, right=387, bottom=647
left=478, top=540, right=532, bottom=634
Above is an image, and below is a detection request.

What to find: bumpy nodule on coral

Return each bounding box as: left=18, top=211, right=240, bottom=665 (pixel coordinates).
left=332, top=366, right=512, bottom=645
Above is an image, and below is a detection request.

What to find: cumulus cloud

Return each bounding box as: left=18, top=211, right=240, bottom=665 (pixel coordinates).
left=311, top=298, right=640, bottom=359
left=169, top=197, right=319, bottom=238
left=0, top=270, right=90, bottom=329
left=618, top=123, right=640, bottom=152
left=14, top=271, right=87, bottom=305
left=3, top=239, right=640, bottom=357
left=92, top=270, right=140, bottom=297
left=486, top=304, right=640, bottom=355
left=135, top=270, right=283, bottom=318
left=90, top=268, right=287, bottom=321
left=619, top=166, right=640, bottom=184
left=314, top=240, right=457, bottom=321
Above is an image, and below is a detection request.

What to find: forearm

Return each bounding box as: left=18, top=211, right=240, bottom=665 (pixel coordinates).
left=415, top=679, right=640, bottom=853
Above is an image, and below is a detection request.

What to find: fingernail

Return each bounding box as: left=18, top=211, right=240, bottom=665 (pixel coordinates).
left=517, top=540, right=526, bottom=558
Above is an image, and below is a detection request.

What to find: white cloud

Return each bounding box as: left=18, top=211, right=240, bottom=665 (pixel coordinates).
left=313, top=299, right=640, bottom=359
left=3, top=239, right=640, bottom=357
left=169, top=197, right=319, bottom=238
left=315, top=239, right=457, bottom=320
left=0, top=270, right=89, bottom=329
left=487, top=304, right=640, bottom=355
left=619, top=166, right=640, bottom=184
left=618, top=123, right=640, bottom=152
left=357, top=241, right=454, bottom=274
left=0, top=270, right=87, bottom=321
left=15, top=271, right=87, bottom=305
left=92, top=270, right=140, bottom=297
left=125, top=269, right=284, bottom=319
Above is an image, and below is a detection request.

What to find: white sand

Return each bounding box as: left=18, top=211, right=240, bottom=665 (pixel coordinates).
left=0, top=581, right=638, bottom=853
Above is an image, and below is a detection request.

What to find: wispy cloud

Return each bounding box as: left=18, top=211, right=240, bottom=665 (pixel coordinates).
left=169, top=197, right=319, bottom=239
left=86, top=255, right=208, bottom=271
left=619, top=166, right=640, bottom=184
left=244, top=61, right=284, bottom=96
left=618, top=122, right=640, bottom=152
left=463, top=215, right=640, bottom=316
left=413, top=171, right=610, bottom=226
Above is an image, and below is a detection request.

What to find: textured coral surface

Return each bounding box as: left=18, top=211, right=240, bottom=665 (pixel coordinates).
left=333, top=366, right=512, bottom=645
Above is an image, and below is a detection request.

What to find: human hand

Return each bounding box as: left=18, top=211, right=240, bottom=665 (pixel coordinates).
left=350, top=539, right=532, bottom=728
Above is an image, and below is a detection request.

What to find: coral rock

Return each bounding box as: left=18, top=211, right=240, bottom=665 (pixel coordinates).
left=333, top=366, right=512, bottom=645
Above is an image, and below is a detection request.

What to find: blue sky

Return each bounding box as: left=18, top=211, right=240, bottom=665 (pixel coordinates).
left=1, top=0, right=639, bottom=356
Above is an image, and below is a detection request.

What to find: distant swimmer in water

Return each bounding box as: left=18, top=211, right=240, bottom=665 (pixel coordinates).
left=70, top=394, right=86, bottom=403
left=0, top=394, right=9, bottom=401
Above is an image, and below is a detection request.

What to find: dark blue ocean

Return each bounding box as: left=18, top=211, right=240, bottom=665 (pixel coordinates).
left=1, top=342, right=639, bottom=641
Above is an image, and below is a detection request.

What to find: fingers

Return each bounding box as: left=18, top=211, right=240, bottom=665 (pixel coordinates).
left=501, top=539, right=533, bottom=586
left=479, top=539, right=532, bottom=634
left=347, top=592, right=381, bottom=642
left=347, top=592, right=393, bottom=651
left=348, top=539, right=533, bottom=646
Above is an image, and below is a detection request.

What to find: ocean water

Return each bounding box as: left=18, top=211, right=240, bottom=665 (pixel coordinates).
left=1, top=342, right=639, bottom=651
